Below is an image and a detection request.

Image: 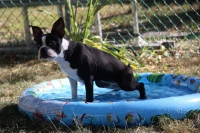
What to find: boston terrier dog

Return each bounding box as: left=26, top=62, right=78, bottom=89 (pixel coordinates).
left=30, top=17, right=147, bottom=102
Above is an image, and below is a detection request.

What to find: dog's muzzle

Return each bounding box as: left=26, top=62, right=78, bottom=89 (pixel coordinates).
left=38, top=46, right=58, bottom=60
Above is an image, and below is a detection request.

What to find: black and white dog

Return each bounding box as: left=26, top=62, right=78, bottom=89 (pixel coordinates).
left=30, top=17, right=147, bottom=102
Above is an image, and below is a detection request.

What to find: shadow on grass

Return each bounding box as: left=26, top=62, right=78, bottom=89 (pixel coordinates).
left=0, top=53, right=37, bottom=65
left=0, top=104, right=31, bottom=131
left=0, top=104, right=73, bottom=132
left=140, top=9, right=200, bottom=33
left=103, top=8, right=199, bottom=33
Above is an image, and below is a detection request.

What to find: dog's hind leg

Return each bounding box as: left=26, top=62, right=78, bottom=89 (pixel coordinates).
left=116, top=66, right=147, bottom=99
left=133, top=82, right=147, bottom=99
left=117, top=78, right=147, bottom=99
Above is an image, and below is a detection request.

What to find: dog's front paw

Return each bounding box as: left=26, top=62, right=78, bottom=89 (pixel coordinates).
left=70, top=98, right=79, bottom=102
left=137, top=82, right=147, bottom=100
left=86, top=100, right=93, bottom=103
left=139, top=95, right=147, bottom=100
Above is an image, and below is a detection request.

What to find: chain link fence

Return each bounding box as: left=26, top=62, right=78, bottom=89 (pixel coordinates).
left=0, top=0, right=199, bottom=57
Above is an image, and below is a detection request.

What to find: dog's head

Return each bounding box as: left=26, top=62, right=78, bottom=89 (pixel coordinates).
left=30, top=17, right=65, bottom=60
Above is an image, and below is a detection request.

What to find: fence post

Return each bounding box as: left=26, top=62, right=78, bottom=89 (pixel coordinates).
left=95, top=11, right=103, bottom=41
left=21, top=6, right=32, bottom=48
left=131, top=1, right=148, bottom=46
left=65, top=0, right=71, bottom=39
left=131, top=1, right=139, bottom=46
left=57, top=5, right=63, bottom=18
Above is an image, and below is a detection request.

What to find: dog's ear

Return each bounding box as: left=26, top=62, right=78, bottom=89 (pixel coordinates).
left=29, top=26, right=43, bottom=42
left=51, top=17, right=65, bottom=39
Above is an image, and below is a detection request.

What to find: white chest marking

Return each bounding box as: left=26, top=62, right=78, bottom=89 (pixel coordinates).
left=54, top=39, right=84, bottom=83
left=55, top=57, right=83, bottom=82
left=62, top=39, right=69, bottom=50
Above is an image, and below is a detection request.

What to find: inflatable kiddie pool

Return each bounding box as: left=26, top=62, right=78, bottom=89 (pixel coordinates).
left=18, top=73, right=200, bottom=126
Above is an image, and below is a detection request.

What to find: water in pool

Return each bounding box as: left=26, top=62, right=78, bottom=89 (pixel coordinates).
left=38, top=83, right=194, bottom=102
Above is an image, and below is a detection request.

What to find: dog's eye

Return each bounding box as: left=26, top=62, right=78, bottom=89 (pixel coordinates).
left=49, top=41, right=56, bottom=46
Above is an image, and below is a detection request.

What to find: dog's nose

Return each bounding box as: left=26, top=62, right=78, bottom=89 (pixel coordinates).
left=40, top=47, right=49, bottom=52
left=39, top=47, right=57, bottom=59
